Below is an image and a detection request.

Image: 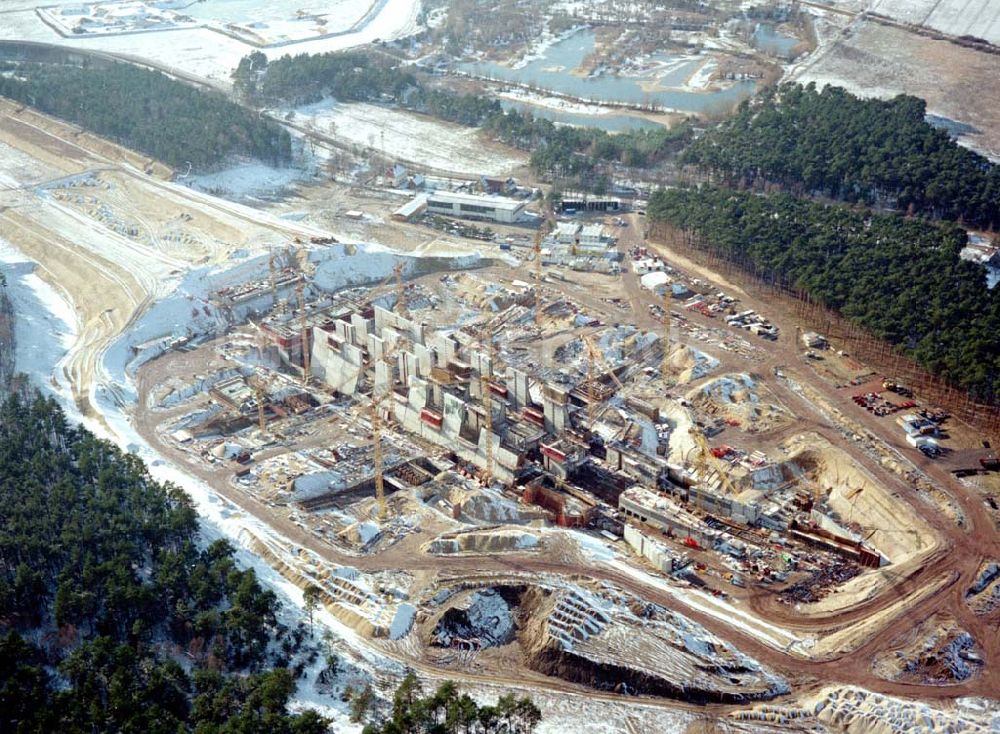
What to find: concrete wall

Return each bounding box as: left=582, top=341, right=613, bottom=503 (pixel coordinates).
left=624, top=524, right=675, bottom=573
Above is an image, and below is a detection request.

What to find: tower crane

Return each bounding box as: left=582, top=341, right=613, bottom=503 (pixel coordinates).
left=581, top=333, right=625, bottom=429
left=248, top=372, right=273, bottom=434
left=479, top=327, right=495, bottom=486
left=393, top=262, right=408, bottom=318
left=369, top=344, right=400, bottom=521
left=662, top=287, right=673, bottom=382
left=687, top=425, right=740, bottom=507
left=533, top=213, right=554, bottom=328
left=371, top=389, right=389, bottom=521
left=295, top=255, right=316, bottom=386
left=268, top=247, right=279, bottom=310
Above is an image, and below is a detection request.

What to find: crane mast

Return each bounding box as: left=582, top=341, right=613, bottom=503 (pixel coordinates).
left=268, top=247, right=279, bottom=309
left=372, top=395, right=387, bottom=521
left=533, top=229, right=543, bottom=328
left=297, top=279, right=311, bottom=385
left=480, top=330, right=495, bottom=485
left=662, top=287, right=672, bottom=382
left=393, top=262, right=408, bottom=318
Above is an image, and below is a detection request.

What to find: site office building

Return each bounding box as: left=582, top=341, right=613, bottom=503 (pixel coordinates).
left=426, top=191, right=526, bottom=224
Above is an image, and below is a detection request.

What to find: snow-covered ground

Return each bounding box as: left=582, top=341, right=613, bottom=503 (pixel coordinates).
left=869, top=0, right=1000, bottom=45
left=0, top=0, right=425, bottom=89
left=0, top=239, right=79, bottom=390
left=186, top=161, right=310, bottom=202
left=281, top=99, right=525, bottom=176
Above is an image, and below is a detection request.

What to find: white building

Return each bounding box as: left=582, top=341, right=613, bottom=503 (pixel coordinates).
left=426, top=191, right=527, bottom=224
left=553, top=221, right=581, bottom=244
left=579, top=224, right=606, bottom=248
left=640, top=271, right=670, bottom=293
left=632, top=257, right=665, bottom=276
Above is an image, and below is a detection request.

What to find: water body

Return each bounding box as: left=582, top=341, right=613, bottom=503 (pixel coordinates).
left=459, top=29, right=756, bottom=116
left=751, top=23, right=800, bottom=59
left=500, top=101, right=664, bottom=132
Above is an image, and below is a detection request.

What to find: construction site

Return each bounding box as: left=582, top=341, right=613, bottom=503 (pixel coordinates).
left=122, top=187, right=1000, bottom=716
left=3, top=4, right=1000, bottom=724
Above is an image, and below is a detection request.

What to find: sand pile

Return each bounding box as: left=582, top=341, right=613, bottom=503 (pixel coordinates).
left=666, top=344, right=720, bottom=384
left=687, top=373, right=793, bottom=432
left=424, top=527, right=540, bottom=554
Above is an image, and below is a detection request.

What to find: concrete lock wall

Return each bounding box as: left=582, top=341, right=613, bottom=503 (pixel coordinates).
left=624, top=524, right=674, bottom=573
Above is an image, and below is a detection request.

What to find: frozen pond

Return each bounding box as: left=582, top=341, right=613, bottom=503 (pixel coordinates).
left=751, top=23, right=800, bottom=59
left=459, top=29, right=756, bottom=115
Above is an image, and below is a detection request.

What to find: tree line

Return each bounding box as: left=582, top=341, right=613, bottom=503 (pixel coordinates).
left=647, top=187, right=1000, bottom=403
left=0, top=390, right=541, bottom=733
left=680, top=83, right=1000, bottom=230
left=0, top=390, right=327, bottom=733
left=0, top=61, right=292, bottom=171
left=235, top=51, right=691, bottom=189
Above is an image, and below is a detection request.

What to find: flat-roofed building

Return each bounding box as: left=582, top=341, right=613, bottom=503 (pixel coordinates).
left=426, top=191, right=527, bottom=223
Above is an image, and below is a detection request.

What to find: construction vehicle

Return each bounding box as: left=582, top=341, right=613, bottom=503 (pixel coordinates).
left=882, top=379, right=913, bottom=397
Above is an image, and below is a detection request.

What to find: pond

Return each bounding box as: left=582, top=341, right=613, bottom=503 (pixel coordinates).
left=458, top=29, right=756, bottom=116
left=751, top=23, right=800, bottom=59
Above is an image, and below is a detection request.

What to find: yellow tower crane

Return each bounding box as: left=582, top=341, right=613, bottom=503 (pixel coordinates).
left=687, top=425, right=740, bottom=501
left=371, top=391, right=388, bottom=521
left=533, top=229, right=544, bottom=328
left=249, top=373, right=272, bottom=433
left=369, top=344, right=399, bottom=522
left=581, top=333, right=625, bottom=429
left=480, top=328, right=495, bottom=486
left=393, top=262, right=408, bottom=318
left=532, top=214, right=553, bottom=328
left=662, top=288, right=673, bottom=382
left=295, top=257, right=316, bottom=386
left=268, top=247, right=279, bottom=309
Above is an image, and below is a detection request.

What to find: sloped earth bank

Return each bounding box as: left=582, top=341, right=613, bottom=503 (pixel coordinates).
left=760, top=432, right=944, bottom=617
left=872, top=613, right=983, bottom=686
left=426, top=583, right=787, bottom=704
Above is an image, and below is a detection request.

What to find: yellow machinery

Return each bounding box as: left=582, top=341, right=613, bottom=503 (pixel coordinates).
left=687, top=425, right=740, bottom=501
left=662, top=288, right=673, bottom=382
left=581, top=333, right=625, bottom=428
left=480, top=328, right=495, bottom=485
left=393, top=262, right=408, bottom=318
left=249, top=373, right=272, bottom=433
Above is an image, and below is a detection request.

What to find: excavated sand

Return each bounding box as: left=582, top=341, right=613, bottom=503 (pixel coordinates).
left=686, top=373, right=794, bottom=433
left=781, top=433, right=937, bottom=565
left=666, top=344, right=719, bottom=384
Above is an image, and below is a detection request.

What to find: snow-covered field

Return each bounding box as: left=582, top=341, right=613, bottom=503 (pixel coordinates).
left=870, top=0, right=1000, bottom=45
left=0, top=0, right=425, bottom=89
left=283, top=99, right=525, bottom=176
